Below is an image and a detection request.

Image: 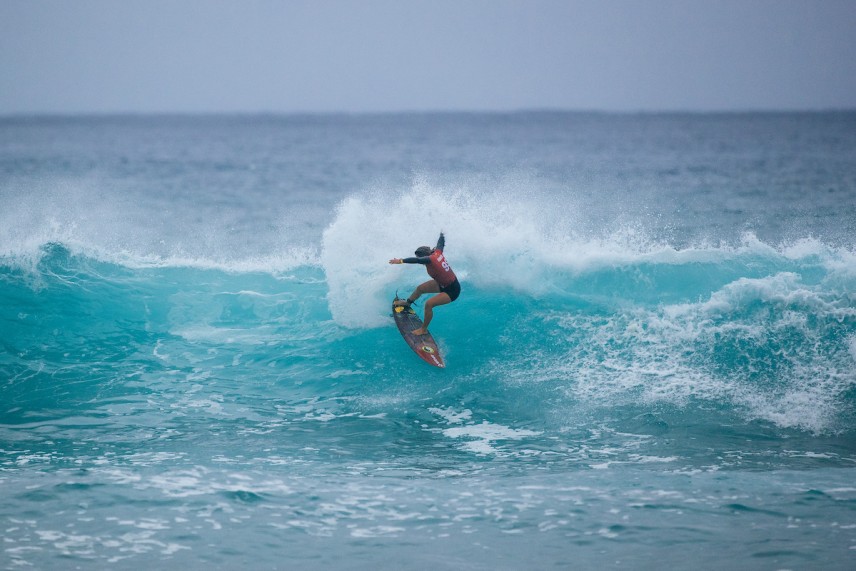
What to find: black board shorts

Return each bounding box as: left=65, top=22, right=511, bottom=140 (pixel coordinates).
left=439, top=278, right=461, bottom=302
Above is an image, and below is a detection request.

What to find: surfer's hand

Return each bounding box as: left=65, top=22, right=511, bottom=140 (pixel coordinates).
left=388, top=258, right=402, bottom=264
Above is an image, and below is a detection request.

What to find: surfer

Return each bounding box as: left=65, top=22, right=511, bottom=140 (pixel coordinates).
left=389, top=232, right=460, bottom=336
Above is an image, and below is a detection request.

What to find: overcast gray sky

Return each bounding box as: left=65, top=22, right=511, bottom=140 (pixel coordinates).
left=2, top=0, right=855, bottom=114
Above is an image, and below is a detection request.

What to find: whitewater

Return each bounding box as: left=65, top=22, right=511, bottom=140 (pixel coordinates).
left=2, top=112, right=855, bottom=569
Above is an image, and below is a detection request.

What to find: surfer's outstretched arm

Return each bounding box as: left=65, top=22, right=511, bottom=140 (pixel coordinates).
left=389, top=256, right=430, bottom=265
left=435, top=232, right=445, bottom=252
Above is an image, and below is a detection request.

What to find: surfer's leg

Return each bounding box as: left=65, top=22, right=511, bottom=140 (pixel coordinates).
left=401, top=280, right=439, bottom=306
left=412, top=292, right=451, bottom=335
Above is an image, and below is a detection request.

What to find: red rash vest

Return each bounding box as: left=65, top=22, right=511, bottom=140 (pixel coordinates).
left=425, top=249, right=456, bottom=287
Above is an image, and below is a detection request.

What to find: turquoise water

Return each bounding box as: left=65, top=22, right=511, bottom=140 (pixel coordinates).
left=2, top=113, right=856, bottom=569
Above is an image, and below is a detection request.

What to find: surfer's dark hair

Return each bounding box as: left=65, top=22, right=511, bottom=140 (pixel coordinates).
left=414, top=246, right=431, bottom=257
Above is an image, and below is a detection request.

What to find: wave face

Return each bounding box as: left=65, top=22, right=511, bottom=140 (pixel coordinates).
left=5, top=230, right=855, bottom=435
left=2, top=113, right=856, bottom=569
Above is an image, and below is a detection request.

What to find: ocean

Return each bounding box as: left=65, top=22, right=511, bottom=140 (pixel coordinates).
left=1, top=112, right=855, bottom=570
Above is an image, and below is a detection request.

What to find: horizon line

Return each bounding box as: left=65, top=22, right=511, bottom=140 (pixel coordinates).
left=3, top=106, right=856, bottom=119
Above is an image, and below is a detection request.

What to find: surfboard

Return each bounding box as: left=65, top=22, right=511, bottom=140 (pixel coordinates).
left=392, top=297, right=445, bottom=368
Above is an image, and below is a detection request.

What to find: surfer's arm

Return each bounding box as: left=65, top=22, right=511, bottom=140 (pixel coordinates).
left=388, top=257, right=430, bottom=265
left=435, top=232, right=445, bottom=252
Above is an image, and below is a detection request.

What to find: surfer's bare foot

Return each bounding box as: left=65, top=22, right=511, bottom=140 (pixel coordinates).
left=393, top=299, right=409, bottom=307
left=411, top=327, right=427, bottom=336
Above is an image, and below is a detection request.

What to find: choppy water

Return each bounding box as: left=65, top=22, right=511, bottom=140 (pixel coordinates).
left=2, top=113, right=856, bottom=569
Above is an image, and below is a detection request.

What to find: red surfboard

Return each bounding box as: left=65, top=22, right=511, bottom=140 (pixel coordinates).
left=392, top=298, right=445, bottom=368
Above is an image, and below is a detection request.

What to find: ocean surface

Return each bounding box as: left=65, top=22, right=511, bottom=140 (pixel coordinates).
left=2, top=112, right=855, bottom=570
